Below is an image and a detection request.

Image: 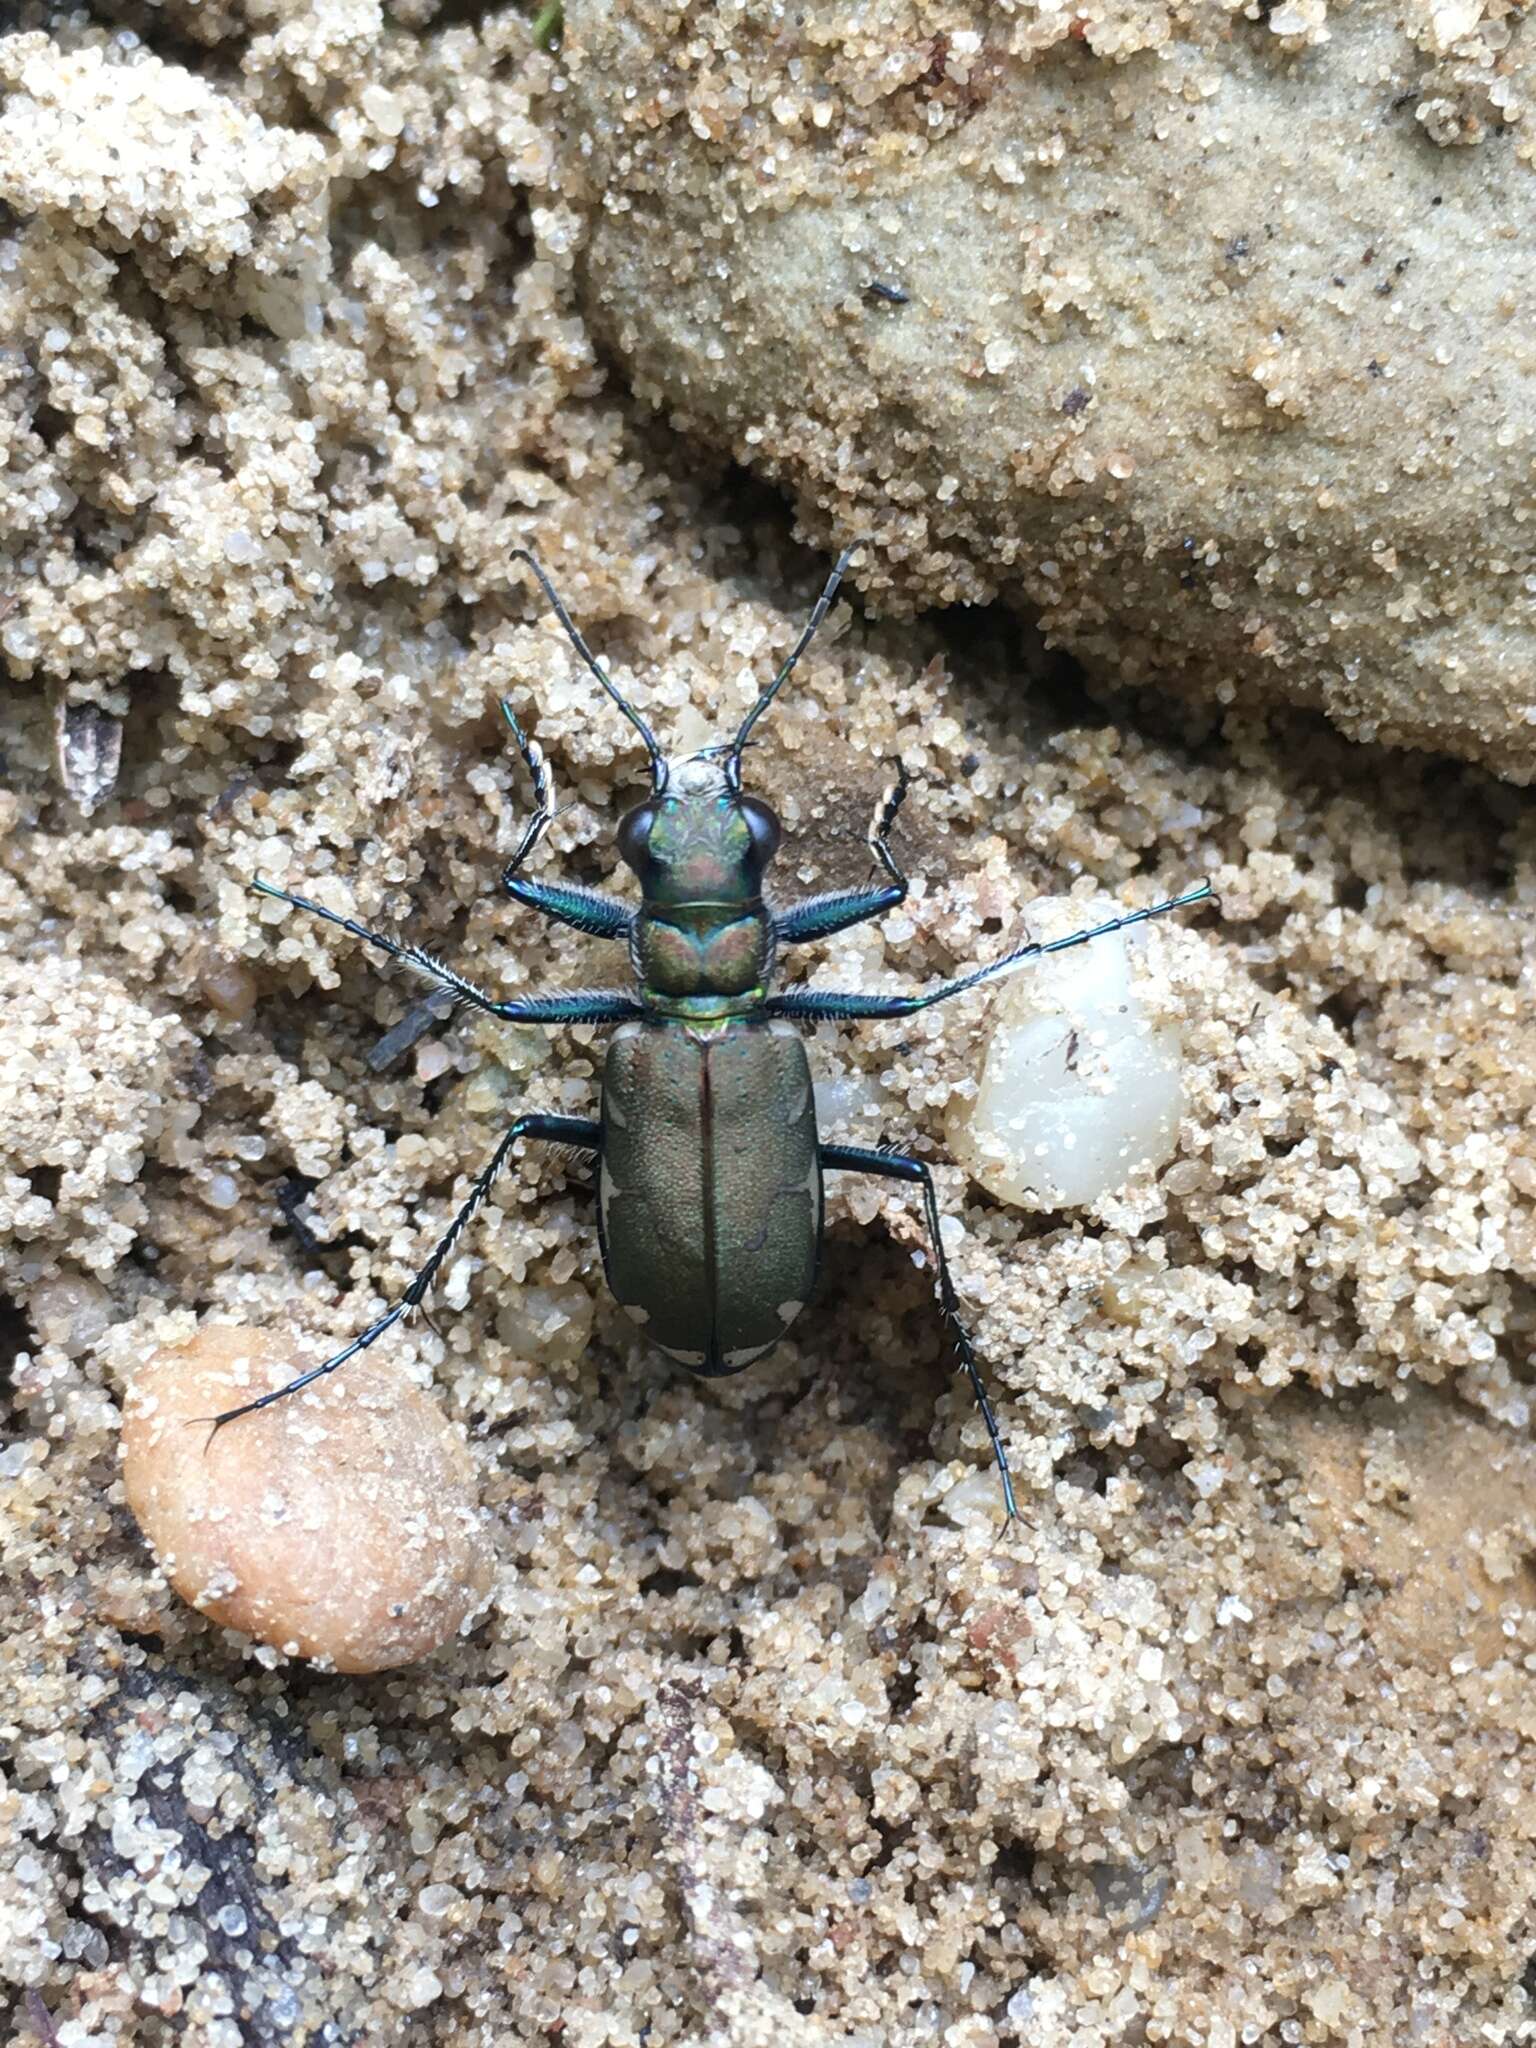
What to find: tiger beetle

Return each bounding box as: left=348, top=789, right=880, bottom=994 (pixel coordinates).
left=216, top=546, right=1213, bottom=1520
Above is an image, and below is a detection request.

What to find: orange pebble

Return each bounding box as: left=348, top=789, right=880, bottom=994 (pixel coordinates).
left=122, top=1325, right=493, bottom=1673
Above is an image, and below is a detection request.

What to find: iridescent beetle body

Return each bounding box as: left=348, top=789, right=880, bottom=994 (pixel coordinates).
left=221, top=546, right=1213, bottom=1520
left=600, top=1017, right=820, bottom=1373
left=602, top=750, right=821, bottom=1372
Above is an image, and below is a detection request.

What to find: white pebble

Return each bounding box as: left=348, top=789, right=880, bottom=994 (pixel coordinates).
left=947, top=898, right=1187, bottom=1209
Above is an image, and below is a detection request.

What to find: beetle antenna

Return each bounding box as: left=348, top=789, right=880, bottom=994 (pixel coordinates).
left=731, top=542, right=863, bottom=769
left=510, top=548, right=667, bottom=789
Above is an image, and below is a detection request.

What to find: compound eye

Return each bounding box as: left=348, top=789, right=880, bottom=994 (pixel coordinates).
left=616, top=803, right=656, bottom=871
left=738, top=796, right=781, bottom=864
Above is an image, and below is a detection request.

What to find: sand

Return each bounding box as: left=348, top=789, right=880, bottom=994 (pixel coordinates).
left=3, top=4, right=1536, bottom=2043
left=569, top=0, right=1536, bottom=781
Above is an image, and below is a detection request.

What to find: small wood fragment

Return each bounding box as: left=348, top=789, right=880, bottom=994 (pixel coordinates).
left=366, top=986, right=457, bottom=1072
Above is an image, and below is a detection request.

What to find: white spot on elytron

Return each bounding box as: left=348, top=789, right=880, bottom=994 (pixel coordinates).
left=621, top=1300, right=650, bottom=1327
left=661, top=1343, right=707, bottom=1368
left=723, top=1343, right=771, bottom=1370
left=776, top=1300, right=804, bottom=1325
left=604, top=1093, right=628, bottom=1127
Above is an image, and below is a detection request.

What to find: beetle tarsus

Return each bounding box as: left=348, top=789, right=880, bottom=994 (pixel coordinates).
left=498, top=694, right=632, bottom=939
left=499, top=698, right=557, bottom=882
left=820, top=1140, right=1019, bottom=1522
left=773, top=759, right=912, bottom=948
left=768, top=880, right=1216, bottom=1023
left=251, top=875, right=639, bottom=1020
left=871, top=758, right=911, bottom=864
left=200, top=1115, right=601, bottom=1430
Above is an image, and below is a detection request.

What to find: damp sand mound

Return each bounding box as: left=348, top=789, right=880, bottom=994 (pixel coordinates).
left=568, top=0, right=1536, bottom=781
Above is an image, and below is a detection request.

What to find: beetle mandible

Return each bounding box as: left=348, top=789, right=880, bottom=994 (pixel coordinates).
left=217, top=547, right=1213, bottom=1519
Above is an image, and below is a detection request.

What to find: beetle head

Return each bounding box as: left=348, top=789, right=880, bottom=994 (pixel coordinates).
left=617, top=750, right=781, bottom=900
left=511, top=543, right=862, bottom=861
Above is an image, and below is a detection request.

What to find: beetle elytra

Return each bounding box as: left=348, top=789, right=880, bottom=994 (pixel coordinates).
left=219, top=547, right=1213, bottom=1520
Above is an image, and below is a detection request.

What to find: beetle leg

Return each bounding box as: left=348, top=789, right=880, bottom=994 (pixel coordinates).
left=499, top=701, right=633, bottom=941
left=821, top=1141, right=1018, bottom=1522
left=250, top=880, right=642, bottom=1023
left=773, top=760, right=911, bottom=947
left=507, top=876, right=634, bottom=942
left=203, top=1114, right=602, bottom=1432
left=498, top=989, right=645, bottom=1024
left=768, top=882, right=1215, bottom=1022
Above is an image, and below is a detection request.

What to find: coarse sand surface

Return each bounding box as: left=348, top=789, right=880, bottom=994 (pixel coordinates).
left=3, top=6, right=1536, bottom=2044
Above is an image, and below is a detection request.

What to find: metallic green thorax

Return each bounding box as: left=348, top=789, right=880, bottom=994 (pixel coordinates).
left=621, top=753, right=779, bottom=1014
left=601, top=749, right=817, bottom=1370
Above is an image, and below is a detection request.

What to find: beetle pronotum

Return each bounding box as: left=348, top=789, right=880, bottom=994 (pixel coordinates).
left=218, top=548, right=1212, bottom=1519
